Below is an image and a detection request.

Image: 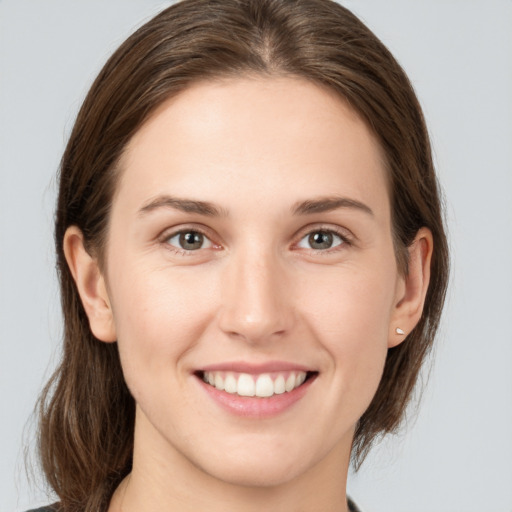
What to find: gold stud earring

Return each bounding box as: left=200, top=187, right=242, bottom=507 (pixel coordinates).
left=395, top=327, right=405, bottom=335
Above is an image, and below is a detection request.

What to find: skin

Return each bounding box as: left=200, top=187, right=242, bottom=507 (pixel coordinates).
left=64, top=76, right=432, bottom=512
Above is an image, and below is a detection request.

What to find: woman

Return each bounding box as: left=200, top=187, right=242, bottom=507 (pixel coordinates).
left=30, top=0, right=449, bottom=511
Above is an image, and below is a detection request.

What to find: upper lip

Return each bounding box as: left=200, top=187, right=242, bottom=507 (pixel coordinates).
left=197, top=361, right=315, bottom=374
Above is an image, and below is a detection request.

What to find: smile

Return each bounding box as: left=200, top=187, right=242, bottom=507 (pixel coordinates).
left=195, top=363, right=318, bottom=417
left=200, top=370, right=308, bottom=398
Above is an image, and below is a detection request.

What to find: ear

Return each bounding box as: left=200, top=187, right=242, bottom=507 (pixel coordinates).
left=389, top=227, right=433, bottom=348
left=63, top=226, right=117, bottom=343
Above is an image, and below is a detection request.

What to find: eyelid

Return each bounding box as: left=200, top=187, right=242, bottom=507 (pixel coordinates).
left=292, top=224, right=355, bottom=251
left=158, top=222, right=216, bottom=240
left=158, top=224, right=221, bottom=254
left=167, top=230, right=213, bottom=249
left=156, top=222, right=355, bottom=256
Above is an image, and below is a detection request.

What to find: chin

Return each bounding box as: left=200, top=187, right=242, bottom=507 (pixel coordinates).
left=205, top=457, right=307, bottom=488
left=186, top=435, right=332, bottom=490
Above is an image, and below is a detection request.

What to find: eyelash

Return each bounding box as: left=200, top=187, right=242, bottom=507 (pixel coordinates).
left=161, top=227, right=215, bottom=256
left=295, top=227, right=352, bottom=254
left=160, top=225, right=352, bottom=256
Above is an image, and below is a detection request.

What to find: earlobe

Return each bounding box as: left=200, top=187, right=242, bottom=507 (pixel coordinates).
left=63, top=226, right=117, bottom=343
left=389, top=227, right=433, bottom=348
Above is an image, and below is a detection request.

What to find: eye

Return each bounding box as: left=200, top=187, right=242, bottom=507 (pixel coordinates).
left=166, top=230, right=213, bottom=251
left=297, top=230, right=344, bottom=250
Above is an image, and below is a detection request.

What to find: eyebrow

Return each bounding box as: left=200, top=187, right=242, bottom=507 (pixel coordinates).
left=291, top=196, right=374, bottom=217
left=137, top=194, right=373, bottom=218
left=138, top=195, right=227, bottom=217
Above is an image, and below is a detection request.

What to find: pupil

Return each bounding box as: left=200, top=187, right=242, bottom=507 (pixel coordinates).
left=179, top=231, right=203, bottom=250
left=309, top=231, right=332, bottom=249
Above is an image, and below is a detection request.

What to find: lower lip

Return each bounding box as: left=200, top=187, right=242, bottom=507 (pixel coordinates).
left=196, top=374, right=316, bottom=418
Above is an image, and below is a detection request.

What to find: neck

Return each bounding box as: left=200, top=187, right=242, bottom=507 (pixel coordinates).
left=109, top=409, right=352, bottom=512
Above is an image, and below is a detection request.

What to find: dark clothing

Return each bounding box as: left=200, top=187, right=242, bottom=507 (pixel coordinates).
left=348, top=496, right=362, bottom=511
left=25, top=507, right=58, bottom=512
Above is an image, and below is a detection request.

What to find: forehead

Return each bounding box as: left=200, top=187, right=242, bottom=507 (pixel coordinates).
left=116, top=75, right=389, bottom=219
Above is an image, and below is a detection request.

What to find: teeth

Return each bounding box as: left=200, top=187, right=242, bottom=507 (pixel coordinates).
left=224, top=373, right=237, bottom=394
left=274, top=375, right=286, bottom=394
left=255, top=374, right=274, bottom=397
left=237, top=373, right=255, bottom=396
left=202, top=371, right=308, bottom=397
left=285, top=373, right=296, bottom=392
left=214, top=373, right=224, bottom=391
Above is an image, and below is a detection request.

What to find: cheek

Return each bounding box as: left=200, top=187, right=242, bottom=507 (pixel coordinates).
left=108, top=264, right=215, bottom=391
left=297, top=265, right=395, bottom=404
left=299, top=264, right=395, bottom=338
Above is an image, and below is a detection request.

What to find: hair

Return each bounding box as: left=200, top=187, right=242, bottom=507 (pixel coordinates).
left=37, top=0, right=449, bottom=510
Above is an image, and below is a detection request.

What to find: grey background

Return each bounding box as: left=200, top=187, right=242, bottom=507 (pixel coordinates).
left=1, top=1, right=511, bottom=511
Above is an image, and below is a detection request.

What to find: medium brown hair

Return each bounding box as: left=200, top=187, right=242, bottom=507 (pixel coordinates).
left=38, top=0, right=449, bottom=510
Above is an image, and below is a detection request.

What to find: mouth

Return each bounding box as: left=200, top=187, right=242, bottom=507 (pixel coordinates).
left=195, top=369, right=318, bottom=398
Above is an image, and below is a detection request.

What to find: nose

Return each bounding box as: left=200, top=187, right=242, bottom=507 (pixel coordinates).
left=217, top=248, right=295, bottom=344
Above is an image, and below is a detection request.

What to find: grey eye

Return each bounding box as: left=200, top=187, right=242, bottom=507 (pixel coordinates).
left=297, top=231, right=343, bottom=250
left=167, top=231, right=212, bottom=251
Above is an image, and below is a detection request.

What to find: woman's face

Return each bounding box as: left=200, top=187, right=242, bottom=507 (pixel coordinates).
left=98, top=76, right=407, bottom=486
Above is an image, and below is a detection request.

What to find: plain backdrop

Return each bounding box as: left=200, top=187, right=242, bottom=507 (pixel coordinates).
left=1, top=1, right=511, bottom=511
